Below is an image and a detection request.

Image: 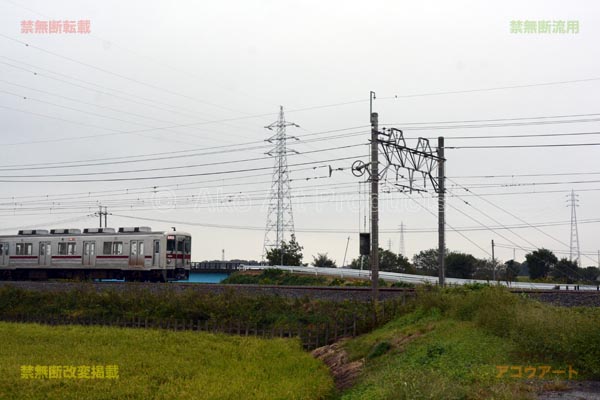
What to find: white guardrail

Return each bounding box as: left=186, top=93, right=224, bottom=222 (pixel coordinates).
left=241, top=265, right=600, bottom=291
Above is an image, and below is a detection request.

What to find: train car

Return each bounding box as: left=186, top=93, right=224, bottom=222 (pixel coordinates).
left=0, top=226, right=191, bottom=282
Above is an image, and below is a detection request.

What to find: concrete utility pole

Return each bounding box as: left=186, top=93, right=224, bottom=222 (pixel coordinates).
left=97, top=206, right=108, bottom=228
left=491, top=239, right=496, bottom=281
left=370, top=110, right=379, bottom=302
left=342, top=236, right=350, bottom=268
left=437, top=137, right=445, bottom=287
left=398, top=222, right=405, bottom=256
left=567, top=190, right=581, bottom=267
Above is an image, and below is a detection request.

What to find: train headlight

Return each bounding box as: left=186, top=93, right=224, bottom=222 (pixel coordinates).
left=167, top=259, right=172, bottom=264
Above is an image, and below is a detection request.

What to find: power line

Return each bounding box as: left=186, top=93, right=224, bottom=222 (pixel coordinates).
left=384, top=117, right=600, bottom=131
left=0, top=143, right=366, bottom=178
left=0, top=155, right=361, bottom=183
left=447, top=178, right=597, bottom=266
left=0, top=33, right=248, bottom=115
left=447, top=142, right=600, bottom=149
left=378, top=77, right=600, bottom=100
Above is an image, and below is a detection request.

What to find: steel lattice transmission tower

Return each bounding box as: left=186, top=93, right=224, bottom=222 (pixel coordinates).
left=567, top=190, right=581, bottom=266
left=262, top=106, right=298, bottom=260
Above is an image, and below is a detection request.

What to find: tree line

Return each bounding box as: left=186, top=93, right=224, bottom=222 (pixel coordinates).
left=266, top=236, right=600, bottom=284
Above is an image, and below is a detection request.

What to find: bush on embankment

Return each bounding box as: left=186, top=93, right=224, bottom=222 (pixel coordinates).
left=415, top=286, right=600, bottom=378
left=0, top=284, right=404, bottom=335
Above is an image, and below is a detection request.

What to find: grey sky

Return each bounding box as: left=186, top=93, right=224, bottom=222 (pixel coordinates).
left=0, top=0, right=598, bottom=266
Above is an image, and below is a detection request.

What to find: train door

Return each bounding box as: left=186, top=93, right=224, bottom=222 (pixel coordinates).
left=129, top=240, right=144, bottom=267
left=176, top=237, right=185, bottom=268
left=0, top=243, right=8, bottom=266
left=152, top=240, right=160, bottom=267
left=82, top=241, right=96, bottom=266
left=38, top=242, right=51, bottom=266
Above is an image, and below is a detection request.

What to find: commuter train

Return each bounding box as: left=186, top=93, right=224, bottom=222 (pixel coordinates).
left=0, top=227, right=191, bottom=282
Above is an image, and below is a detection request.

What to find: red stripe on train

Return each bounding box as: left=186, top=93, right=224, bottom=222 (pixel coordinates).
left=52, top=256, right=81, bottom=259
left=166, top=254, right=191, bottom=259
left=96, top=256, right=129, bottom=259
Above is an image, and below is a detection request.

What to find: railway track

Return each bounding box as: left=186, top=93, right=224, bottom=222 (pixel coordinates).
left=1, top=280, right=600, bottom=305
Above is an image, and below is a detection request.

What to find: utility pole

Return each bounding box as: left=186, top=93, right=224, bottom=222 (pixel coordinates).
left=370, top=109, right=379, bottom=302
left=97, top=206, right=108, bottom=228
left=567, top=190, right=581, bottom=267
left=398, top=222, right=405, bottom=256
left=491, top=239, right=496, bottom=281
left=437, top=137, right=445, bottom=287
left=342, top=236, right=350, bottom=268
left=221, top=249, right=225, bottom=262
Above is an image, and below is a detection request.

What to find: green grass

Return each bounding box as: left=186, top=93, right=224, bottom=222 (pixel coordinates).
left=222, top=268, right=413, bottom=288
left=0, top=322, right=334, bottom=400
left=0, top=284, right=378, bottom=329
left=338, top=287, right=600, bottom=400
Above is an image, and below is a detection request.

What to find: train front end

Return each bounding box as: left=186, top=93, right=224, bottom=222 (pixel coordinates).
left=166, top=231, right=191, bottom=281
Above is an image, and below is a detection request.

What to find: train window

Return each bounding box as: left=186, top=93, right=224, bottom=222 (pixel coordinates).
left=139, top=242, right=144, bottom=255
left=16, top=243, right=32, bottom=255
left=177, top=240, right=184, bottom=252
left=167, top=238, right=175, bottom=252
left=58, top=243, right=76, bottom=255
left=184, top=239, right=191, bottom=253
left=0, top=244, right=4, bottom=255
left=130, top=242, right=137, bottom=255
left=154, top=241, right=160, bottom=253
left=58, top=243, right=67, bottom=255
left=103, top=242, right=112, bottom=255
left=112, top=242, right=123, bottom=255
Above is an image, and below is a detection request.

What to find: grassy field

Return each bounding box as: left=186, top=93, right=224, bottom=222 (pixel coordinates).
left=338, top=286, right=600, bottom=400
left=0, top=322, right=334, bottom=400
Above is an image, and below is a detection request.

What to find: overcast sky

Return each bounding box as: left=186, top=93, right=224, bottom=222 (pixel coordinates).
left=0, top=0, right=599, bottom=266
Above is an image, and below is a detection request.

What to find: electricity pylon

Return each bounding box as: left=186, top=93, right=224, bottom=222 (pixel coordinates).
left=262, top=106, right=298, bottom=260
left=567, top=190, right=581, bottom=267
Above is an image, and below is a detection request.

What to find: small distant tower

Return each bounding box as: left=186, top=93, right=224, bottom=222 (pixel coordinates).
left=398, top=222, right=405, bottom=256
left=262, top=106, right=298, bottom=259
left=567, top=190, right=581, bottom=267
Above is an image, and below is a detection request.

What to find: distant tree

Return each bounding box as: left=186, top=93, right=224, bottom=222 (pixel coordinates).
left=472, top=258, right=496, bottom=280
left=445, top=252, right=477, bottom=279
left=312, top=253, right=337, bottom=268
left=525, top=249, right=557, bottom=280
left=349, top=249, right=414, bottom=273
left=504, top=259, right=521, bottom=282
left=551, top=258, right=579, bottom=283
left=266, top=234, right=304, bottom=266
left=412, top=249, right=440, bottom=276
left=581, top=266, right=600, bottom=282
